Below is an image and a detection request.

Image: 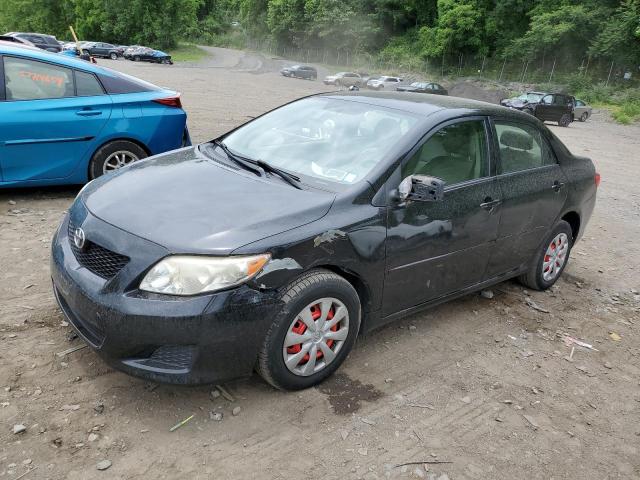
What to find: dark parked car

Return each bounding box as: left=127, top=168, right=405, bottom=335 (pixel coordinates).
left=125, top=47, right=173, bottom=64
left=3, top=32, right=62, bottom=52
left=280, top=65, right=317, bottom=80
left=80, top=42, right=124, bottom=60
left=502, top=92, right=575, bottom=127
left=51, top=92, right=598, bottom=390
left=0, top=34, right=35, bottom=48
left=397, top=81, right=448, bottom=95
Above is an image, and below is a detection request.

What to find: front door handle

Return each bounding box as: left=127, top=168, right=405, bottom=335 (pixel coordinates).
left=76, top=110, right=101, bottom=117
left=480, top=198, right=501, bottom=212
left=551, top=181, right=565, bottom=192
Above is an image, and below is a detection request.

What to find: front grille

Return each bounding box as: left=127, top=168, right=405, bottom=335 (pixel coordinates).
left=68, top=221, right=129, bottom=280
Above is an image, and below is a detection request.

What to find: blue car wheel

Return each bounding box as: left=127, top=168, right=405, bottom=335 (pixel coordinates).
left=89, top=140, right=147, bottom=179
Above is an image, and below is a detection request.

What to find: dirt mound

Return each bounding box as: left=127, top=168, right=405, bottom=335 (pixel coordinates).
left=448, top=79, right=511, bottom=104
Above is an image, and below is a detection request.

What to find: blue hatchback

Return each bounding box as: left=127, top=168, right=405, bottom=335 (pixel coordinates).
left=0, top=41, right=190, bottom=187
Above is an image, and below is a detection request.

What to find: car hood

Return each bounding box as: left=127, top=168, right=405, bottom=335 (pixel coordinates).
left=81, top=147, right=335, bottom=254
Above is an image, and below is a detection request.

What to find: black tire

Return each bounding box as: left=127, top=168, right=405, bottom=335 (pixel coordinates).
left=109, top=52, right=118, bottom=60
left=523, top=108, right=535, bottom=116
left=558, top=114, right=571, bottom=127
left=580, top=112, right=588, bottom=122
left=518, top=220, right=573, bottom=291
left=256, top=269, right=361, bottom=390
left=89, top=140, right=147, bottom=180
left=133, top=56, right=140, bottom=62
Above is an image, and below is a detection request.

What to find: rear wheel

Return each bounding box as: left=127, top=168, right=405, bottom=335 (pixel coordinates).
left=580, top=112, right=589, bottom=122
left=89, top=140, right=147, bottom=179
left=256, top=270, right=361, bottom=390
left=109, top=52, right=118, bottom=60
left=519, top=220, right=573, bottom=290
left=558, top=114, right=571, bottom=127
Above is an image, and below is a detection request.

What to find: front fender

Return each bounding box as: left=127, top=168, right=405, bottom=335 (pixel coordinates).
left=234, top=202, right=387, bottom=315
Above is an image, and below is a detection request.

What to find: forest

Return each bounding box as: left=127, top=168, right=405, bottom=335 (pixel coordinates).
left=1, top=0, right=638, bottom=68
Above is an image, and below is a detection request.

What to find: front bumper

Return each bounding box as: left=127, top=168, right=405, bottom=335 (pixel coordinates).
left=50, top=203, right=280, bottom=385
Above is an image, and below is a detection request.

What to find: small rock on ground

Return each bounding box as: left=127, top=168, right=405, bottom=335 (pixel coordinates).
left=13, top=424, right=26, bottom=434
left=481, top=289, right=494, bottom=299
left=96, top=460, right=112, bottom=471
left=232, top=406, right=241, bottom=416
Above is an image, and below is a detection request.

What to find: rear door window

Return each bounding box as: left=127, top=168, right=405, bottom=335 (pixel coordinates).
left=75, top=70, right=105, bottom=96
left=494, top=122, right=556, bottom=174
left=3, top=57, right=74, bottom=100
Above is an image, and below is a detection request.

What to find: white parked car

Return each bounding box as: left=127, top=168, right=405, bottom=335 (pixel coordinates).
left=367, top=76, right=403, bottom=90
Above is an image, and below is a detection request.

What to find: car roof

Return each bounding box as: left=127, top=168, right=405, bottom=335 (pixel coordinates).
left=0, top=41, right=153, bottom=80
left=319, top=91, right=527, bottom=119
left=0, top=39, right=41, bottom=52
left=6, top=32, right=56, bottom=38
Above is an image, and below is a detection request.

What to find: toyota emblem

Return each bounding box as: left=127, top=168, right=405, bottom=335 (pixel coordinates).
left=73, top=227, right=86, bottom=250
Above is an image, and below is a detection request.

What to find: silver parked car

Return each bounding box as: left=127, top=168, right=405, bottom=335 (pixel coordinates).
left=323, top=72, right=362, bottom=87
left=574, top=99, right=592, bottom=122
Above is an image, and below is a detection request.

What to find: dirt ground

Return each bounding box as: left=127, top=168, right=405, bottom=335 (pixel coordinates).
left=1, top=47, right=639, bottom=480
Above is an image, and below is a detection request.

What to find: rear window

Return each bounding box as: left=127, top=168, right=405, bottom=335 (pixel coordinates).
left=97, top=70, right=159, bottom=94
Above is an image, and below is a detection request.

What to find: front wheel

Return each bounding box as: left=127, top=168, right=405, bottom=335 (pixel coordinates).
left=558, top=114, right=571, bottom=127
left=89, top=140, right=147, bottom=179
left=256, top=270, right=361, bottom=390
left=519, top=220, right=573, bottom=290
left=109, top=52, right=118, bottom=60
left=580, top=112, right=588, bottom=122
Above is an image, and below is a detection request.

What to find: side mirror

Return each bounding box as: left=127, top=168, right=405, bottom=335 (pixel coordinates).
left=397, top=175, right=445, bottom=203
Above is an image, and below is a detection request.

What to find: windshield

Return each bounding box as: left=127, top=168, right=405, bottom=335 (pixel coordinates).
left=517, top=93, right=544, bottom=102
left=222, top=97, right=419, bottom=185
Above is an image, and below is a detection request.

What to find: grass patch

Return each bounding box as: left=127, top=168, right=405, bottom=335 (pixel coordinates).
left=168, top=43, right=208, bottom=62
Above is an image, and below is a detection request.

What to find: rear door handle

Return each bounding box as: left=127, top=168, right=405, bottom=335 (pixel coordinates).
left=552, top=181, right=565, bottom=192
left=76, top=110, right=101, bottom=117
left=480, top=198, right=501, bottom=211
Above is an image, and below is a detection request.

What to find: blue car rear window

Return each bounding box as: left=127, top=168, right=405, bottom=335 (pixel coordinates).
left=98, top=71, right=160, bottom=94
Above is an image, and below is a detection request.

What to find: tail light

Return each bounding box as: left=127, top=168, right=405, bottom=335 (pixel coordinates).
left=152, top=95, right=182, bottom=108
left=595, top=172, right=601, bottom=188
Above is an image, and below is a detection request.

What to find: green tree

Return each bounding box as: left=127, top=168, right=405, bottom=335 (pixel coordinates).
left=590, top=0, right=640, bottom=64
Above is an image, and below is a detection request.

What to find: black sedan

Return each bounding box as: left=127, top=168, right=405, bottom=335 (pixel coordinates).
left=125, top=47, right=173, bottom=64
left=397, top=81, right=448, bottom=95
left=51, top=92, right=598, bottom=390
left=280, top=65, right=317, bottom=80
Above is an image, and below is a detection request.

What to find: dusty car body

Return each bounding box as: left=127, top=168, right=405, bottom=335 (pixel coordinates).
left=51, top=92, right=598, bottom=390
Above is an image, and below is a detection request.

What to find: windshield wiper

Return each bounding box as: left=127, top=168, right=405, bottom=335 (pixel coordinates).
left=255, top=159, right=302, bottom=190
left=212, top=140, right=264, bottom=177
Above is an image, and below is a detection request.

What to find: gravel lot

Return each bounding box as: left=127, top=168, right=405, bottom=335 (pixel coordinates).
left=1, top=47, right=639, bottom=480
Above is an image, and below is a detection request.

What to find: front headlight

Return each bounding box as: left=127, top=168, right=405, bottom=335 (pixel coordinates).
left=139, top=254, right=270, bottom=295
